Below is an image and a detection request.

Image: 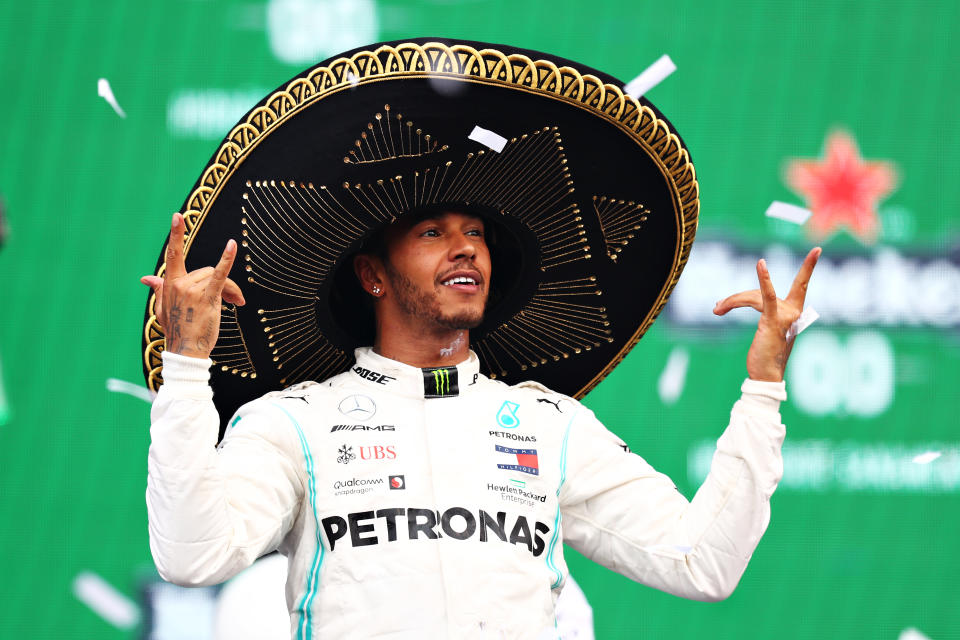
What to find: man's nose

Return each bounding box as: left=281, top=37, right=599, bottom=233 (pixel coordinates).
left=448, top=232, right=476, bottom=261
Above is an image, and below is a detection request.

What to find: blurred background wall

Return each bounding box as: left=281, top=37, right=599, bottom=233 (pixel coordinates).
left=0, top=0, right=958, bottom=638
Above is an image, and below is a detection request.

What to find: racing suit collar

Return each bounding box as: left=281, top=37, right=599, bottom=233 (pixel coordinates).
left=351, top=347, right=481, bottom=399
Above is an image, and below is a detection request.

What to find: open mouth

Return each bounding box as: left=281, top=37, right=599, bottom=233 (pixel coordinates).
left=440, top=272, right=482, bottom=292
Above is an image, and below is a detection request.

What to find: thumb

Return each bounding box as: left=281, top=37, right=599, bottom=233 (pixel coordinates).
left=140, top=275, right=162, bottom=290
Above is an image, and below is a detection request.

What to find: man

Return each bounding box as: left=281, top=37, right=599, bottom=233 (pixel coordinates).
left=141, top=37, right=823, bottom=639
left=144, top=204, right=820, bottom=638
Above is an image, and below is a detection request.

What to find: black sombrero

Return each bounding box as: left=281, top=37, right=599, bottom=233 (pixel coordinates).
left=143, top=38, right=699, bottom=430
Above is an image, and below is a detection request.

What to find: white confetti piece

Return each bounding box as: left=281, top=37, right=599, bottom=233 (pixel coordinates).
left=765, top=201, right=811, bottom=225
left=898, top=628, right=932, bottom=640
left=657, top=346, right=689, bottom=405
left=347, top=71, right=359, bottom=87
left=468, top=125, right=507, bottom=153
left=97, top=78, right=126, bottom=118
left=0, top=354, right=10, bottom=426
left=623, top=54, right=676, bottom=99
left=786, top=306, right=819, bottom=341
left=106, top=378, right=155, bottom=403
left=73, top=571, right=141, bottom=629
left=912, top=451, right=942, bottom=465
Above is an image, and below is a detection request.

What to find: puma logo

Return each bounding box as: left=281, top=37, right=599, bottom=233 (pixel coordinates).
left=536, top=398, right=562, bottom=413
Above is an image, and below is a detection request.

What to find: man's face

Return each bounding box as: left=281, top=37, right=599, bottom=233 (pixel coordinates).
left=382, top=211, right=491, bottom=331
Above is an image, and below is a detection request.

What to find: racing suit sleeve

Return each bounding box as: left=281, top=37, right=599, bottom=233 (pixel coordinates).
left=146, top=351, right=304, bottom=587
left=559, top=379, right=787, bottom=602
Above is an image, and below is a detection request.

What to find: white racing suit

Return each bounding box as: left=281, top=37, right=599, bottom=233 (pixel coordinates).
left=147, top=347, right=787, bottom=639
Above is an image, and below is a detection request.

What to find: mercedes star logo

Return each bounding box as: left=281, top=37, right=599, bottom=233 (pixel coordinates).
left=337, top=394, right=377, bottom=421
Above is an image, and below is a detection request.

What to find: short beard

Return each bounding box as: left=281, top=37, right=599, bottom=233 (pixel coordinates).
left=385, top=262, right=485, bottom=330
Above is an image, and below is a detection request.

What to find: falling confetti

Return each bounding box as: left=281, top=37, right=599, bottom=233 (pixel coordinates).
left=657, top=346, right=689, bottom=405
left=0, top=354, right=9, bottom=426
left=97, top=78, right=126, bottom=118
left=623, top=54, right=676, bottom=99
left=468, top=125, right=507, bottom=153
left=765, top=201, right=812, bottom=225
left=912, top=451, right=942, bottom=465
left=785, top=307, right=820, bottom=341
left=72, top=571, right=141, bottom=629
left=106, top=378, right=155, bottom=403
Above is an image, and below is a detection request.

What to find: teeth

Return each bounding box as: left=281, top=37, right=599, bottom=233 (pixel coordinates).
left=443, top=276, right=477, bottom=286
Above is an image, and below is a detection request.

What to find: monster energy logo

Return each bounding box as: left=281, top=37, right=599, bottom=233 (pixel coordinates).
left=433, top=369, right=450, bottom=394
left=422, top=366, right=459, bottom=398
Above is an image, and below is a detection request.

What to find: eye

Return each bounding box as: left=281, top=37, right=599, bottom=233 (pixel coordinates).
left=420, top=228, right=440, bottom=237
left=466, top=228, right=484, bottom=238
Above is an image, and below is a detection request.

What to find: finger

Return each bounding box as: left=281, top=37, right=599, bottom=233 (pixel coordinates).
left=785, top=247, right=822, bottom=308
left=165, top=213, right=188, bottom=279
left=140, top=275, right=162, bottom=289
left=204, top=240, right=238, bottom=301
left=757, top=259, right=778, bottom=321
left=142, top=276, right=165, bottom=325
left=714, top=290, right=762, bottom=315
left=221, top=277, right=246, bottom=306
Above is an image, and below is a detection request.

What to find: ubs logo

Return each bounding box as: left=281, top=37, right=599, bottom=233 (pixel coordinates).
left=360, top=445, right=397, bottom=461
left=337, top=445, right=356, bottom=464
left=338, top=394, right=377, bottom=421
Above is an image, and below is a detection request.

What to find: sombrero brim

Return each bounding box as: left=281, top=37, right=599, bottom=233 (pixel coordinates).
left=142, top=38, right=699, bottom=436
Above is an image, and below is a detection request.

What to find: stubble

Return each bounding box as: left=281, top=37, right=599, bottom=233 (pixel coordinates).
left=385, top=263, right=485, bottom=330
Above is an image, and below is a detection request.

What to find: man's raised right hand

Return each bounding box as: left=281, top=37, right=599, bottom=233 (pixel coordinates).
left=140, top=213, right=246, bottom=359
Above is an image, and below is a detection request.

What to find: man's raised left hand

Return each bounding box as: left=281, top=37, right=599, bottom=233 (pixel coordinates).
left=713, top=247, right=822, bottom=382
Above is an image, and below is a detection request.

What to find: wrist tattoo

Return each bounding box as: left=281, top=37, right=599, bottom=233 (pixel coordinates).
left=168, top=299, right=183, bottom=351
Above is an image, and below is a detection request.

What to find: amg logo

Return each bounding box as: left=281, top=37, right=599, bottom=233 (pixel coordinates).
left=330, top=424, right=396, bottom=432
left=352, top=366, right=396, bottom=385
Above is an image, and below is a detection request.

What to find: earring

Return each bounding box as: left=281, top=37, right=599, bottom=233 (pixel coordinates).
left=372, top=286, right=381, bottom=295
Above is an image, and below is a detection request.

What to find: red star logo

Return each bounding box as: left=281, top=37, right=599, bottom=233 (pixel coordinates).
left=785, top=130, right=898, bottom=244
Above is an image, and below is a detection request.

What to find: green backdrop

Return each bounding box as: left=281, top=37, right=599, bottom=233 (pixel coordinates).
left=1, top=1, right=958, bottom=638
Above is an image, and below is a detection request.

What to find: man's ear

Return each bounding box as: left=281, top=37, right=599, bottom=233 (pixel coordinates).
left=353, top=253, right=384, bottom=296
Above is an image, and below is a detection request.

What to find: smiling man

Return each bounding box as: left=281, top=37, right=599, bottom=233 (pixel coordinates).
left=145, top=208, right=820, bottom=638
left=353, top=210, right=491, bottom=366
left=142, top=38, right=821, bottom=640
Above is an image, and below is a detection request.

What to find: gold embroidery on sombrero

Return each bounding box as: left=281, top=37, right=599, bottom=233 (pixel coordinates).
left=346, top=127, right=590, bottom=270
left=592, top=195, right=651, bottom=262
left=236, top=126, right=601, bottom=387
left=211, top=303, right=258, bottom=378
left=257, top=303, right=350, bottom=386
left=343, top=104, right=449, bottom=165
left=240, top=180, right=370, bottom=298
left=474, top=277, right=612, bottom=378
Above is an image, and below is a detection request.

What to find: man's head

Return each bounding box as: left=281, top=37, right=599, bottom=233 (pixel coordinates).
left=353, top=209, right=492, bottom=335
